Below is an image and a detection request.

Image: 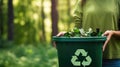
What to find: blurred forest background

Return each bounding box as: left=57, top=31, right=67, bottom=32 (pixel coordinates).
left=0, top=0, right=76, bottom=67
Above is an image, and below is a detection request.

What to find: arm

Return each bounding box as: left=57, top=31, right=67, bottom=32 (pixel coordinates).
left=104, top=30, right=120, bottom=38
left=103, top=30, right=120, bottom=51
left=112, top=31, right=120, bottom=36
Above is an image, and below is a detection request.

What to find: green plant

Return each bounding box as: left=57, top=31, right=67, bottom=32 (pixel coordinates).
left=63, top=27, right=103, bottom=37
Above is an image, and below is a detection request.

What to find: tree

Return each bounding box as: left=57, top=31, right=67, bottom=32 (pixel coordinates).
left=40, top=0, right=46, bottom=42
left=51, top=0, right=58, bottom=36
left=0, top=0, right=3, bottom=39
left=8, top=0, right=14, bottom=40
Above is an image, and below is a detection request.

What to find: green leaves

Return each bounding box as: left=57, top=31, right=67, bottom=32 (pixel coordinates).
left=0, top=44, right=58, bottom=67
left=64, top=27, right=81, bottom=37
left=63, top=27, right=103, bottom=37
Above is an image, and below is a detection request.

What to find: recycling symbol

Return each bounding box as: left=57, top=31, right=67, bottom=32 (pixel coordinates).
left=71, top=49, right=92, bottom=67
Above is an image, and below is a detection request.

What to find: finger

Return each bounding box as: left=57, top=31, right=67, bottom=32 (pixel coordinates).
left=103, top=31, right=109, bottom=36
left=102, top=34, right=112, bottom=51
left=56, top=32, right=61, bottom=37
left=103, top=39, right=109, bottom=51
left=56, top=32, right=66, bottom=37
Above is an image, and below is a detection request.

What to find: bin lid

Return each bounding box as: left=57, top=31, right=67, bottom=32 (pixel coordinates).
left=52, top=36, right=106, bottom=42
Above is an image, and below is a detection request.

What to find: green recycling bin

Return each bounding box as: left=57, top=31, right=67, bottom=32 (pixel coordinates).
left=53, top=36, right=106, bottom=67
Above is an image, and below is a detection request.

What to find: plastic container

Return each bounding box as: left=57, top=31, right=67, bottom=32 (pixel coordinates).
left=53, top=36, right=106, bottom=67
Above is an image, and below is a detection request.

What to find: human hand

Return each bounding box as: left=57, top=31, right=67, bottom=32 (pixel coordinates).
left=53, top=31, right=66, bottom=47
left=102, top=30, right=114, bottom=51
left=56, top=31, right=66, bottom=37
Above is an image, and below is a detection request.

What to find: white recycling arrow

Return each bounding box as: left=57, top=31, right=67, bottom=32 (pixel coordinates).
left=82, top=56, right=92, bottom=67
left=71, top=56, right=81, bottom=66
left=75, top=49, right=88, bottom=56
left=71, top=49, right=92, bottom=67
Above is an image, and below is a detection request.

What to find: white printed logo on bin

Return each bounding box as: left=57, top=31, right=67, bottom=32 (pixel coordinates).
left=71, top=49, right=92, bottom=67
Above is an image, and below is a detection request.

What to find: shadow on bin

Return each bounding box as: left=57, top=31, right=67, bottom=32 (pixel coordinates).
left=53, top=36, right=106, bottom=67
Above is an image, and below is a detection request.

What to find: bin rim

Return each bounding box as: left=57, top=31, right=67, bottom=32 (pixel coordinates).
left=52, top=36, right=106, bottom=42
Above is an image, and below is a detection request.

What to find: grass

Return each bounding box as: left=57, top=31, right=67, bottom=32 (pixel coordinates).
left=0, top=43, right=58, bottom=67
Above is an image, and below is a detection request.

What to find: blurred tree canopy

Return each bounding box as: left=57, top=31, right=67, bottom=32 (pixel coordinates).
left=0, top=0, right=76, bottom=45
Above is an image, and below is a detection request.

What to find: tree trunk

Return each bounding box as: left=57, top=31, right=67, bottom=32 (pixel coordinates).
left=41, top=0, right=46, bottom=42
left=0, top=0, right=3, bottom=38
left=51, top=0, right=58, bottom=36
left=8, top=0, right=14, bottom=41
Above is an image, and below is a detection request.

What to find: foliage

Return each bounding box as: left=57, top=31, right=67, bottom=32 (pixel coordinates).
left=0, top=44, right=58, bottom=67
left=1, top=0, right=76, bottom=44
left=63, top=27, right=103, bottom=37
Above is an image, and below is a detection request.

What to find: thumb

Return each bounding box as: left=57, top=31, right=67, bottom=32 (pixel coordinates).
left=103, top=39, right=109, bottom=51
